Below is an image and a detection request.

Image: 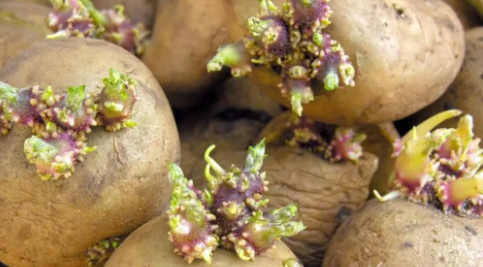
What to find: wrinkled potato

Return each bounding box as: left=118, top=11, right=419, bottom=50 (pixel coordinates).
left=186, top=145, right=378, bottom=267
left=226, top=0, right=465, bottom=125
left=0, top=38, right=180, bottom=267
left=323, top=199, right=483, bottom=267
left=444, top=0, right=481, bottom=29
left=404, top=27, right=483, bottom=138
left=142, top=0, right=234, bottom=108
left=0, top=2, right=51, bottom=69
left=104, top=213, right=298, bottom=267
left=91, top=0, right=157, bottom=29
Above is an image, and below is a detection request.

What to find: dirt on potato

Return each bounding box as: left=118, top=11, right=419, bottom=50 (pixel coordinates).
left=323, top=198, right=483, bottom=267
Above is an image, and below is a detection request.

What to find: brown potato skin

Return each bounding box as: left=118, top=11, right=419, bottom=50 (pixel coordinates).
left=404, top=27, right=483, bottom=138
left=0, top=0, right=49, bottom=6
left=105, top=213, right=297, bottom=266
left=186, top=146, right=378, bottom=266
left=142, top=0, right=235, bottom=108
left=0, top=38, right=180, bottom=267
left=229, top=0, right=465, bottom=125
left=0, top=2, right=52, bottom=69
left=323, top=198, right=483, bottom=267
left=444, top=0, right=481, bottom=29
left=91, top=0, right=157, bottom=30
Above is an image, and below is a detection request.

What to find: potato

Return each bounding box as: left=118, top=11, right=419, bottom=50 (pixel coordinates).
left=104, top=213, right=298, bottom=267
left=220, top=0, right=465, bottom=125
left=185, top=144, right=377, bottom=267
left=404, top=27, right=483, bottom=138
left=178, top=77, right=283, bottom=187
left=323, top=199, right=483, bottom=267
left=91, top=0, right=157, bottom=29
left=0, top=2, right=51, bottom=69
left=0, top=38, right=180, bottom=267
left=444, top=0, right=481, bottom=29
left=142, top=0, right=235, bottom=108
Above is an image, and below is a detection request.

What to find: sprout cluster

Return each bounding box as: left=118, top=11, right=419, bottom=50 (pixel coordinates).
left=87, top=236, right=125, bottom=267
left=207, top=0, right=355, bottom=116
left=0, top=69, right=139, bottom=180
left=167, top=140, right=305, bottom=264
left=48, top=0, right=149, bottom=57
left=375, top=110, right=483, bottom=217
left=269, top=113, right=366, bottom=163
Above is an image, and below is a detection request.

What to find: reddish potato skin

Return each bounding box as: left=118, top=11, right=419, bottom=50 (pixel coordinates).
left=91, top=0, right=157, bottom=30
left=228, top=0, right=465, bottom=125
left=404, top=27, right=483, bottom=138
left=0, top=38, right=180, bottom=267
left=186, top=146, right=378, bottom=266
left=0, top=2, right=52, bottom=69
left=105, top=213, right=298, bottom=267
left=142, top=0, right=234, bottom=108
left=323, top=199, right=483, bottom=267
left=444, top=0, right=481, bottom=29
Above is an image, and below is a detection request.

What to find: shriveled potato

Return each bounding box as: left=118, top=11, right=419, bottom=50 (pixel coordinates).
left=105, top=213, right=298, bottom=267
left=186, top=145, right=377, bottom=267
left=323, top=199, right=483, bottom=267
left=0, top=38, right=180, bottom=267
left=444, top=0, right=481, bottom=29
left=91, top=0, right=157, bottom=29
left=142, top=0, right=234, bottom=108
left=405, top=27, right=483, bottom=138
left=0, top=2, right=51, bottom=69
left=221, top=0, right=465, bottom=125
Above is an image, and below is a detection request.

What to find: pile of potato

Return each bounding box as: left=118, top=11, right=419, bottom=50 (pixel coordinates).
left=0, top=0, right=482, bottom=267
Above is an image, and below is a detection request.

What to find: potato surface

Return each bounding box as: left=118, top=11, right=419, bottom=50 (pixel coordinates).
left=323, top=199, right=483, bottom=267
left=186, top=146, right=378, bottom=266
left=405, top=27, right=483, bottom=138
left=0, top=38, right=180, bottom=267
left=105, top=213, right=298, bottom=267
left=228, top=0, right=465, bottom=125
left=0, top=2, right=51, bottom=69
left=142, top=0, right=234, bottom=108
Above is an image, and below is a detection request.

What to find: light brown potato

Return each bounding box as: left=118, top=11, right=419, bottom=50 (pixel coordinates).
left=142, top=0, right=234, bottom=108
left=404, top=27, right=483, bottom=138
left=91, top=0, right=157, bottom=30
left=186, top=145, right=378, bottom=267
left=0, top=2, right=51, bottom=69
left=444, top=0, right=481, bottom=29
left=104, top=213, right=298, bottom=267
left=0, top=38, right=180, bottom=267
left=227, top=0, right=465, bottom=125
left=323, top=198, right=483, bottom=267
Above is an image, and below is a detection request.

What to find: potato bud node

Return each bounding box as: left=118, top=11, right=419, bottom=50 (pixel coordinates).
left=207, top=0, right=354, bottom=115
left=87, top=236, right=125, bottom=267
left=167, top=141, right=304, bottom=263
left=375, top=110, right=483, bottom=217
left=48, top=0, right=149, bottom=57
left=283, top=258, right=304, bottom=267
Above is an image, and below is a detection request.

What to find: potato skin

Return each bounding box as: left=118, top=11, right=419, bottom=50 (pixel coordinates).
left=404, top=27, right=483, bottom=138
left=0, top=0, right=49, bottom=6
left=323, top=198, right=483, bottom=267
left=229, top=0, right=465, bottom=125
left=444, top=0, right=481, bottom=29
left=142, top=0, right=234, bottom=108
left=91, top=0, right=157, bottom=29
left=0, top=38, right=180, bottom=267
left=105, top=213, right=297, bottom=267
left=186, top=146, right=378, bottom=266
left=0, top=2, right=52, bottom=69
